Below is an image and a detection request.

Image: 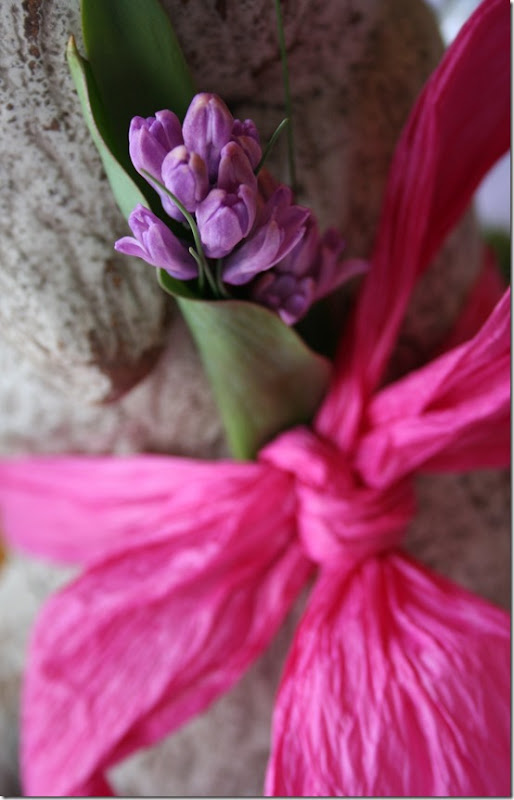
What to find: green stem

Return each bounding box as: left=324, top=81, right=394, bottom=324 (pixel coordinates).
left=215, top=259, right=231, bottom=298
left=255, top=117, right=289, bottom=175
left=189, top=247, right=205, bottom=293
left=141, top=169, right=204, bottom=258
left=274, top=0, right=297, bottom=190
left=203, top=259, right=219, bottom=296
left=141, top=168, right=221, bottom=297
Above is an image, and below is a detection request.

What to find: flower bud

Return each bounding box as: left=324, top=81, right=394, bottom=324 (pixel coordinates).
left=196, top=184, right=256, bottom=259
left=223, top=186, right=309, bottom=285
left=232, top=119, right=262, bottom=169
left=275, top=214, right=321, bottom=278
left=129, top=110, right=183, bottom=179
left=217, top=141, right=257, bottom=194
left=313, top=229, right=367, bottom=301
left=114, top=205, right=197, bottom=280
left=161, top=146, right=209, bottom=220
left=251, top=225, right=367, bottom=324
left=252, top=271, right=316, bottom=325
left=182, top=93, right=234, bottom=182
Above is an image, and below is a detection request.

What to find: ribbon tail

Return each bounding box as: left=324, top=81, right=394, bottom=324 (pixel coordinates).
left=357, top=289, right=510, bottom=485
left=317, top=0, right=510, bottom=449
left=266, top=552, right=510, bottom=796
left=0, top=454, right=280, bottom=565
left=20, top=463, right=310, bottom=795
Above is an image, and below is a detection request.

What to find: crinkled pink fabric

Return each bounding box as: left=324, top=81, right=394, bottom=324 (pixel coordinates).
left=266, top=555, right=510, bottom=797
left=19, top=463, right=310, bottom=795
left=315, top=0, right=510, bottom=453
left=0, top=0, right=510, bottom=794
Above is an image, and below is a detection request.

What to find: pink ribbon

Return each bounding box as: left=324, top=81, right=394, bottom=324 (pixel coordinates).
left=0, top=0, right=510, bottom=794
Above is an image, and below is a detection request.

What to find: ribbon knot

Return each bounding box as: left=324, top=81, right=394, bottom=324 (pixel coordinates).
left=260, top=427, right=415, bottom=568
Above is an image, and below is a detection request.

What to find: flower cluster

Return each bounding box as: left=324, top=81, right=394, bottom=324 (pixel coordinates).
left=115, top=93, right=360, bottom=324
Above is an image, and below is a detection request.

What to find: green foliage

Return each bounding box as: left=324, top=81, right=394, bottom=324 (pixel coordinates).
left=483, top=228, right=511, bottom=284
left=67, top=37, right=148, bottom=220
left=178, top=297, right=331, bottom=459
left=81, top=0, right=195, bottom=172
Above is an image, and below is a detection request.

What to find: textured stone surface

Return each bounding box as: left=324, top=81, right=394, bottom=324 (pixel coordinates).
left=162, top=0, right=443, bottom=250
left=0, top=312, right=224, bottom=458
left=0, top=0, right=169, bottom=403
left=0, top=0, right=509, bottom=795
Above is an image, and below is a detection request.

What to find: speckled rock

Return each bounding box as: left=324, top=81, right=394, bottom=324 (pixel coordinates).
left=0, top=1, right=172, bottom=403
left=0, top=0, right=509, bottom=796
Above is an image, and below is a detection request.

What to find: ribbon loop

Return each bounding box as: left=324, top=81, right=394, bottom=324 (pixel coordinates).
left=261, top=428, right=415, bottom=568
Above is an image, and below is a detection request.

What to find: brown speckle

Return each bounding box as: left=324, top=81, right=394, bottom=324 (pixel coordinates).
left=44, top=117, right=61, bottom=131
left=22, top=0, right=43, bottom=43
left=104, top=258, right=124, bottom=289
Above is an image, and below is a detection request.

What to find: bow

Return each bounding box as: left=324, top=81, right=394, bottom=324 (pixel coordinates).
left=0, top=0, right=510, bottom=793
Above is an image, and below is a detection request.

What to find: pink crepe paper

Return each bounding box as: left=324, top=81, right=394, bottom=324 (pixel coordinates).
left=0, top=0, right=510, bottom=794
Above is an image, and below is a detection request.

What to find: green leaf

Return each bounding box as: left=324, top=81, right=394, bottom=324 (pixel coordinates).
left=178, top=297, right=332, bottom=460
left=81, top=0, right=195, bottom=174
left=483, top=227, right=510, bottom=284
left=67, top=36, right=149, bottom=219
left=157, top=268, right=199, bottom=300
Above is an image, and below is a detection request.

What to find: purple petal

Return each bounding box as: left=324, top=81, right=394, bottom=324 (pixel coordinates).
left=251, top=271, right=316, bottom=325
left=161, top=146, right=209, bottom=213
left=217, top=142, right=257, bottom=193
left=129, top=111, right=183, bottom=178
left=114, top=237, right=149, bottom=261
left=311, top=229, right=367, bottom=301
left=223, top=221, right=283, bottom=285
left=196, top=185, right=256, bottom=258
left=182, top=94, right=234, bottom=181
left=232, top=118, right=261, bottom=169
left=151, top=110, right=183, bottom=151
left=276, top=214, right=320, bottom=277
left=223, top=187, right=309, bottom=285
left=115, top=205, right=197, bottom=280
left=316, top=255, right=369, bottom=301
left=281, top=284, right=315, bottom=324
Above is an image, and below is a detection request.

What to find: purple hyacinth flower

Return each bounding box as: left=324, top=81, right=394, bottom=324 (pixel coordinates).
left=217, top=141, right=257, bottom=193
left=314, top=229, right=367, bottom=300
left=195, top=142, right=258, bottom=258
left=114, top=204, right=197, bottom=280
left=249, top=213, right=320, bottom=324
left=252, top=271, right=316, bottom=326
left=274, top=213, right=321, bottom=278
left=232, top=119, right=261, bottom=170
left=161, top=145, right=209, bottom=220
left=251, top=224, right=368, bottom=324
left=195, top=185, right=256, bottom=259
left=182, top=94, right=234, bottom=182
left=222, top=186, right=310, bottom=285
left=129, top=110, right=183, bottom=179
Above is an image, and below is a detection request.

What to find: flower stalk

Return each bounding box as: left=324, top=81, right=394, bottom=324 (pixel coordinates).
left=140, top=169, right=219, bottom=297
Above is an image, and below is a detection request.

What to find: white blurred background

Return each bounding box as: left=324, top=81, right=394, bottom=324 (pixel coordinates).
left=427, top=0, right=510, bottom=234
